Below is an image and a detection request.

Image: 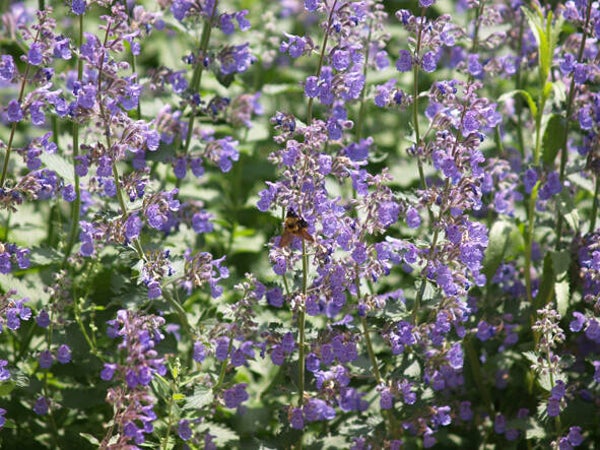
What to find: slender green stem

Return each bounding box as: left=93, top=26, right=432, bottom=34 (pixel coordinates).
left=589, top=175, right=599, bottom=234
left=412, top=10, right=427, bottom=191
left=160, top=377, right=177, bottom=450
left=524, top=192, right=535, bottom=306
left=73, top=295, right=99, bottom=356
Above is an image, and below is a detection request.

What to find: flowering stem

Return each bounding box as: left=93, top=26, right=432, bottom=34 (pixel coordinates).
left=73, top=294, right=99, bottom=356
left=306, top=0, right=338, bottom=124
left=0, top=42, right=35, bottom=187
left=354, top=21, right=372, bottom=141
left=178, top=0, right=219, bottom=187
left=556, top=0, right=593, bottom=245
left=63, top=11, right=86, bottom=263
left=214, top=335, right=235, bottom=391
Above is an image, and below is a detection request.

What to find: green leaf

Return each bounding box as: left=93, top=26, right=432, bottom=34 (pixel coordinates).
left=542, top=114, right=566, bottom=165
left=535, top=253, right=554, bottom=311
left=557, top=189, right=580, bottom=232
left=483, top=220, right=515, bottom=280
left=550, top=250, right=571, bottom=276
left=184, top=385, right=214, bottom=410
left=555, top=279, right=570, bottom=316
left=499, top=89, right=538, bottom=119
left=0, top=380, right=16, bottom=396
left=40, top=152, right=75, bottom=184
left=29, top=246, right=63, bottom=266
left=201, top=422, right=238, bottom=445
left=79, top=434, right=101, bottom=446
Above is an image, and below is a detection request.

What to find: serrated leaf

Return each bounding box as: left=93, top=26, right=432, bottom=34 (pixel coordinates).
left=202, top=422, right=238, bottom=444
left=0, top=273, right=51, bottom=303
left=525, top=418, right=547, bottom=439
left=555, top=279, right=569, bottom=316
left=184, top=385, right=214, bottom=410
left=522, top=351, right=538, bottom=365
left=542, top=114, right=566, bottom=165
left=40, top=152, right=75, bottom=184
left=29, top=246, right=63, bottom=266
left=538, top=370, right=553, bottom=391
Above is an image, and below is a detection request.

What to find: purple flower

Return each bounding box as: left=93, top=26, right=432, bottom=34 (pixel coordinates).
left=290, top=407, right=304, bottom=429
left=406, top=207, right=421, bottom=228
left=192, top=211, right=214, bottom=233
left=281, top=34, right=309, bottom=59
left=193, top=341, right=207, bottom=362
left=33, top=397, right=49, bottom=415
left=125, top=214, right=143, bottom=241
left=524, top=168, right=538, bottom=194
left=72, top=0, right=86, bottom=15
left=304, top=0, right=318, bottom=11
left=396, top=50, right=412, bottom=72
left=28, top=43, right=43, bottom=66
left=223, top=383, right=248, bottom=408
left=303, top=398, right=335, bottom=422
left=0, top=408, right=6, bottom=428
left=219, top=43, right=255, bottom=75
left=345, top=137, right=372, bottom=161
left=570, top=311, right=586, bottom=332
left=0, top=55, right=16, bottom=81
left=467, top=54, right=483, bottom=77
left=100, top=363, right=117, bottom=381
left=538, top=171, right=562, bottom=200
left=0, top=360, right=10, bottom=382
left=459, top=401, right=473, bottom=421
left=56, top=344, right=72, bottom=364
left=547, top=398, right=561, bottom=417
left=567, top=426, right=584, bottom=446
left=38, top=350, right=54, bottom=368
left=171, top=0, right=192, bottom=21
left=7, top=100, right=23, bottom=123
left=266, top=287, right=284, bottom=307
left=178, top=419, right=192, bottom=441
left=421, top=51, right=437, bottom=72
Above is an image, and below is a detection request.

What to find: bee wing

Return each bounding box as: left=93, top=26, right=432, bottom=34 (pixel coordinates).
left=279, top=231, right=294, bottom=247
left=299, top=229, right=314, bottom=242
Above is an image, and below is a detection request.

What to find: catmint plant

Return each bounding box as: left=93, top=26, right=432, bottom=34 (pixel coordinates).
left=0, top=0, right=600, bottom=448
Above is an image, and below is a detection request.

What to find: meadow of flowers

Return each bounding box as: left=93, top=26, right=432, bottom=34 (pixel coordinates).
left=0, top=0, right=599, bottom=448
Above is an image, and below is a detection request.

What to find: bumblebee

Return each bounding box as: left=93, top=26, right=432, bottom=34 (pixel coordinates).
left=279, top=209, right=314, bottom=247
